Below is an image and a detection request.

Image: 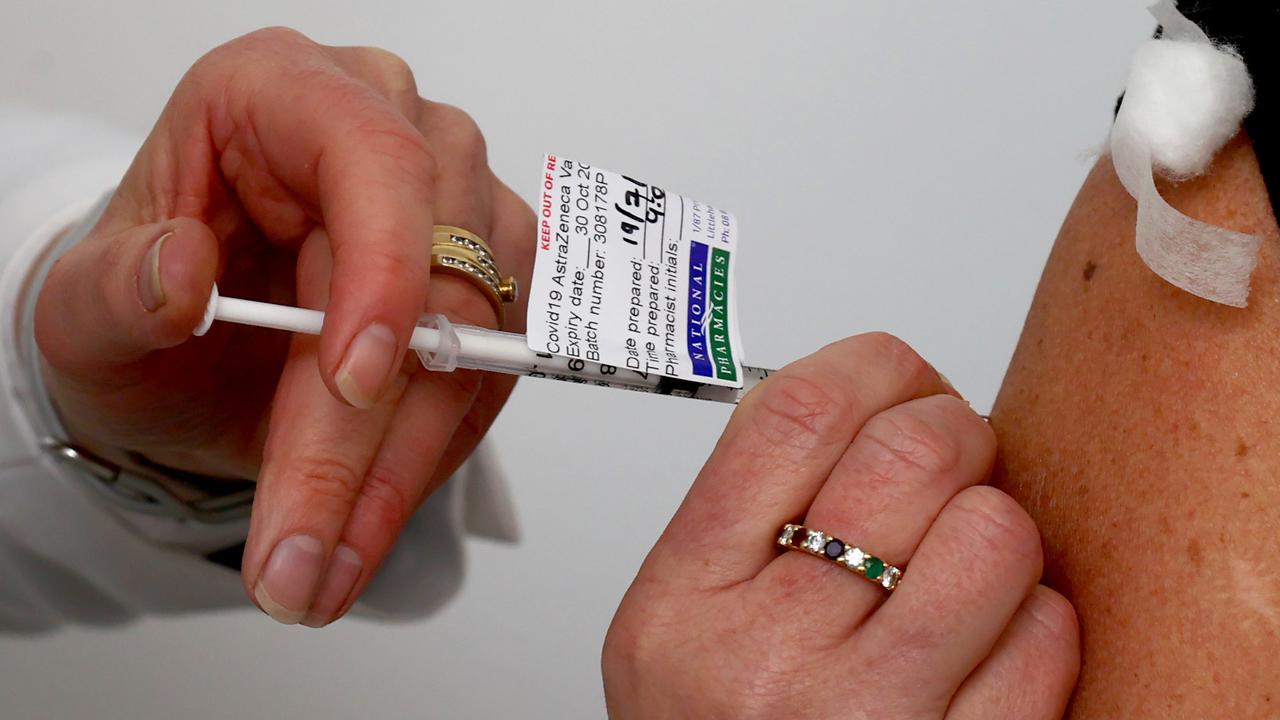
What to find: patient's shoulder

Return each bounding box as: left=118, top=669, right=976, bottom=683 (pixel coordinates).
left=992, top=133, right=1280, bottom=719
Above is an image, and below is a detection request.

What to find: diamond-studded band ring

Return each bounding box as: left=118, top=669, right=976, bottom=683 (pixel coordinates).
left=431, top=225, right=519, bottom=328
left=777, top=524, right=903, bottom=591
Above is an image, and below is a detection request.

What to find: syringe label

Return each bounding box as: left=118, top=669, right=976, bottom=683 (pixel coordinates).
left=528, top=155, right=745, bottom=388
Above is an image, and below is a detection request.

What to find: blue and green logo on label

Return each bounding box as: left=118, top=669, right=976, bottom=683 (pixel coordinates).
left=687, top=242, right=737, bottom=383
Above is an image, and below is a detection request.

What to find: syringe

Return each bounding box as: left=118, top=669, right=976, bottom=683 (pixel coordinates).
left=195, top=285, right=773, bottom=404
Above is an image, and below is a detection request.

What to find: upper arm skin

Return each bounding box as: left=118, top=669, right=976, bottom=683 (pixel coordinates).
left=991, top=134, right=1280, bottom=718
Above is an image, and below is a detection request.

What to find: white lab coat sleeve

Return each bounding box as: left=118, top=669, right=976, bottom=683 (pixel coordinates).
left=0, top=104, right=517, bottom=632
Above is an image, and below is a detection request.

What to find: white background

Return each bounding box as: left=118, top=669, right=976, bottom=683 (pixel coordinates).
left=0, top=2, right=1151, bottom=718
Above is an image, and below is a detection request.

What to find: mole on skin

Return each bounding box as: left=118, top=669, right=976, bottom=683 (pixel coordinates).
left=1083, top=260, right=1098, bottom=282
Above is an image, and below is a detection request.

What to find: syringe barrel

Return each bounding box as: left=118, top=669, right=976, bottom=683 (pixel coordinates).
left=412, top=313, right=769, bottom=403
left=205, top=291, right=768, bottom=406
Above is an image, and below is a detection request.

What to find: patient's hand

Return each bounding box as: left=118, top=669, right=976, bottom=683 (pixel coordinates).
left=603, top=334, right=1079, bottom=719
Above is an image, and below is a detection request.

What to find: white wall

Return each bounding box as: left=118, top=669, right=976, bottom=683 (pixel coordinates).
left=0, top=1, right=1151, bottom=717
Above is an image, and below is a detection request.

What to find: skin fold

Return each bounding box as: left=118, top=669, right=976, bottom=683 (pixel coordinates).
left=991, top=133, right=1280, bottom=717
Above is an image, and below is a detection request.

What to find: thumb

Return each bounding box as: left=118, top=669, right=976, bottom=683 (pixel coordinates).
left=35, top=217, right=219, bottom=380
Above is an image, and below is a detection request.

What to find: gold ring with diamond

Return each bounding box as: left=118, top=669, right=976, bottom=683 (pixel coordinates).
left=431, top=225, right=518, bottom=328
left=777, top=523, right=903, bottom=591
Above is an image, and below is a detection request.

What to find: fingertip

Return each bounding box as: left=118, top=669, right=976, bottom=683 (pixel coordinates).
left=247, top=533, right=326, bottom=625
left=917, top=393, right=998, bottom=470
left=35, top=217, right=221, bottom=376
left=1005, top=586, right=1082, bottom=706
left=318, top=273, right=423, bottom=410
left=301, top=543, right=364, bottom=628
left=332, top=321, right=400, bottom=409
left=944, top=585, right=1082, bottom=719
left=1024, top=585, right=1081, bottom=656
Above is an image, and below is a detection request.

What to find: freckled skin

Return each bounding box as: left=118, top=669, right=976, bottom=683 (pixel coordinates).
left=992, top=133, right=1280, bottom=717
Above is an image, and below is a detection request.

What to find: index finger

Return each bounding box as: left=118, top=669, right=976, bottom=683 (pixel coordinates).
left=198, top=29, right=436, bottom=408
left=645, top=333, right=954, bottom=589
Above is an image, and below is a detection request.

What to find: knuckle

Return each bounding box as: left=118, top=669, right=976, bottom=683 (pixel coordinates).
left=357, top=116, right=434, bottom=164
left=323, top=81, right=431, bottom=159
left=430, top=103, right=488, bottom=161
left=602, top=599, right=672, bottom=678
left=858, top=404, right=964, bottom=478
left=750, top=373, right=852, bottom=453
left=230, top=26, right=314, bottom=54
left=355, top=125, right=437, bottom=201
left=602, top=615, right=643, bottom=675
left=934, top=393, right=997, bottom=458
left=365, top=47, right=415, bottom=83
left=286, top=454, right=362, bottom=505
left=304, top=84, right=436, bottom=195
left=357, top=465, right=416, bottom=531
left=361, top=47, right=418, bottom=99
left=605, top=591, right=808, bottom=719
left=853, top=331, right=932, bottom=387
left=190, top=27, right=316, bottom=89
left=948, top=486, right=1043, bottom=566
left=361, top=246, right=431, bottom=291
left=246, top=25, right=310, bottom=44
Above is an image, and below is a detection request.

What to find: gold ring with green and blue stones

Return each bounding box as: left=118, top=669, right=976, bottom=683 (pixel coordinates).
left=777, top=523, right=903, bottom=591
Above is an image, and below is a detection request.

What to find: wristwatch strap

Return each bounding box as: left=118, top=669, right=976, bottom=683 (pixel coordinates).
left=44, top=440, right=256, bottom=524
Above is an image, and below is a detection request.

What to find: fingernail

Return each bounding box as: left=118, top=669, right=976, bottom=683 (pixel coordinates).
left=335, top=323, right=398, bottom=409
left=301, top=544, right=364, bottom=628
left=253, top=534, right=325, bottom=625
left=933, top=367, right=959, bottom=395
left=138, top=231, right=173, bottom=312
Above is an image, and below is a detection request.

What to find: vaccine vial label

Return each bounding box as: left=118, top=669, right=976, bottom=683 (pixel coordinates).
left=527, top=155, right=745, bottom=388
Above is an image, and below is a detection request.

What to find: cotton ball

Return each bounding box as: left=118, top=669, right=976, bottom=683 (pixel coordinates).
left=1122, top=39, right=1254, bottom=179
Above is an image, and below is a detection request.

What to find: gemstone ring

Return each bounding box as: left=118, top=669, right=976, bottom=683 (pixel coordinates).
left=777, top=523, right=903, bottom=591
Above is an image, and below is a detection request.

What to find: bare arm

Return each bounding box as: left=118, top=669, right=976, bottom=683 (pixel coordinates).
left=991, top=134, right=1280, bottom=717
